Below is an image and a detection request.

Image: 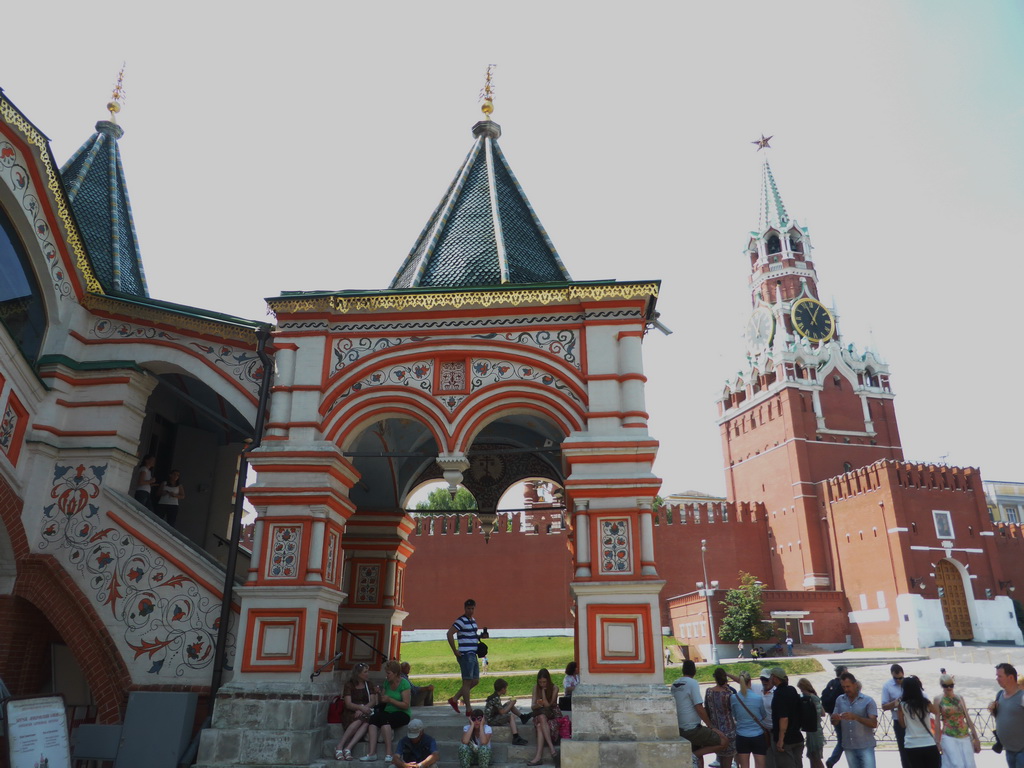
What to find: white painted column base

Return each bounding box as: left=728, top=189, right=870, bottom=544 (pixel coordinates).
left=560, top=684, right=691, bottom=768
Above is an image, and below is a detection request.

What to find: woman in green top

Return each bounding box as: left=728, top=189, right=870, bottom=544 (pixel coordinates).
left=361, top=660, right=412, bottom=763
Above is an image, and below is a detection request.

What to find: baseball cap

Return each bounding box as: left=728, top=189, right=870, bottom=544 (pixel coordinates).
left=768, top=666, right=788, bottom=681
left=407, top=718, right=424, bottom=738
left=759, top=668, right=772, bottom=680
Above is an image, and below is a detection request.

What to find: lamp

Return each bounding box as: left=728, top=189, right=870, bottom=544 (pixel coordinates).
left=699, top=539, right=720, bottom=664
left=476, top=511, right=499, bottom=544
left=1000, top=580, right=1016, bottom=592
left=909, top=577, right=925, bottom=590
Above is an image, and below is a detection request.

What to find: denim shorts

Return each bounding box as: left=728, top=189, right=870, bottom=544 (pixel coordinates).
left=458, top=652, right=479, bottom=680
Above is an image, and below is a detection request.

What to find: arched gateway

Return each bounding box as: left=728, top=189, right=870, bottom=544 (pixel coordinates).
left=198, top=108, right=687, bottom=765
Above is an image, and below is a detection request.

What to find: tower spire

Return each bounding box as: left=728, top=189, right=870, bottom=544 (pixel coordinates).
left=479, top=64, right=496, bottom=120
left=107, top=64, right=126, bottom=123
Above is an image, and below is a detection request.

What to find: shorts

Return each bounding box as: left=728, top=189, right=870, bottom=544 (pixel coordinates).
left=737, top=733, right=768, bottom=755
left=680, top=725, right=722, bottom=750
left=458, top=652, right=480, bottom=680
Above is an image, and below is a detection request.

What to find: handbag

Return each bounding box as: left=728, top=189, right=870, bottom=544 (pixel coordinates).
left=994, top=731, right=1003, bottom=754
left=328, top=696, right=345, bottom=724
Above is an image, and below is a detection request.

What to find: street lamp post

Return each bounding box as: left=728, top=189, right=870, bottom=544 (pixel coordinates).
left=698, top=538, right=720, bottom=664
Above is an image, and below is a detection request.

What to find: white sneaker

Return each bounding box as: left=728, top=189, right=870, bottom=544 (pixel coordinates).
left=359, top=755, right=378, bottom=762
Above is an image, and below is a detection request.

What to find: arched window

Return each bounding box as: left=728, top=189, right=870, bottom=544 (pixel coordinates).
left=0, top=204, right=46, bottom=365
left=766, top=234, right=781, bottom=255
left=788, top=230, right=803, bottom=254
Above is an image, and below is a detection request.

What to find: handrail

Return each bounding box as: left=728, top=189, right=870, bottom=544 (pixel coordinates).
left=310, top=624, right=390, bottom=682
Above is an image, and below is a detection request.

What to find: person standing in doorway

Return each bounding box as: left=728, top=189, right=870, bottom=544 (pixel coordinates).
left=990, top=663, right=1024, bottom=768
left=447, top=598, right=481, bottom=715
left=882, top=664, right=909, bottom=768
left=785, top=636, right=794, bottom=657
left=832, top=672, right=878, bottom=768
left=156, top=469, right=185, bottom=526
left=133, top=454, right=157, bottom=507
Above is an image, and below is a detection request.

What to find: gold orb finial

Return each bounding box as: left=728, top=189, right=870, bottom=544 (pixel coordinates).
left=108, top=63, right=126, bottom=121
left=479, top=64, right=496, bottom=119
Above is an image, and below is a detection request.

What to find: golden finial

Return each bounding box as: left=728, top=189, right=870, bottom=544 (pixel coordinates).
left=479, top=64, right=496, bottom=119
left=107, top=64, right=126, bottom=121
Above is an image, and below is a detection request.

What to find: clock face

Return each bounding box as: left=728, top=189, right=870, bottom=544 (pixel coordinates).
left=791, top=298, right=835, bottom=342
left=744, top=307, right=775, bottom=354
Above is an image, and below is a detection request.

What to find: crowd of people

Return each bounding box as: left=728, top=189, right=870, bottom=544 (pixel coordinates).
left=674, top=660, right=1024, bottom=768
left=331, top=598, right=577, bottom=766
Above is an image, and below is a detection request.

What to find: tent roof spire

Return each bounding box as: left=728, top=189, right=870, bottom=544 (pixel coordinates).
left=389, top=68, right=571, bottom=290
left=60, top=66, right=148, bottom=296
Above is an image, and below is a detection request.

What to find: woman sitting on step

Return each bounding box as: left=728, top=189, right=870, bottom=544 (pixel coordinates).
left=526, top=668, right=560, bottom=766
left=361, top=660, right=412, bottom=763
left=336, top=663, right=378, bottom=761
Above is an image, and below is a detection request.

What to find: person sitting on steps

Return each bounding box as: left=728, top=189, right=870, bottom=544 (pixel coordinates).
left=483, top=678, right=529, bottom=746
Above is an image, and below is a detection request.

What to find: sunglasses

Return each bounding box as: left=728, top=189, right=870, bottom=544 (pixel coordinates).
left=943, top=684, right=955, bottom=689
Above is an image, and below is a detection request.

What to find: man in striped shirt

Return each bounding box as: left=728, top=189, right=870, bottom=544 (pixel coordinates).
left=447, top=599, right=481, bottom=715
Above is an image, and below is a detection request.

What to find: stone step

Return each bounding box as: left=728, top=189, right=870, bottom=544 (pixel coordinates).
left=320, top=705, right=560, bottom=766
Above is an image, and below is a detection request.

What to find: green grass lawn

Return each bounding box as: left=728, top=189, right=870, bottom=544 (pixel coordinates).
left=399, top=638, right=824, bottom=702
left=401, top=636, right=576, bottom=675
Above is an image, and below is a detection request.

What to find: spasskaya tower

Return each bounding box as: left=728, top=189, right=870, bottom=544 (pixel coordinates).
left=717, top=137, right=904, bottom=591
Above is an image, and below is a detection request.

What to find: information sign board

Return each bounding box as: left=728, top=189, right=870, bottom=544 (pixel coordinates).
left=4, top=695, right=71, bottom=768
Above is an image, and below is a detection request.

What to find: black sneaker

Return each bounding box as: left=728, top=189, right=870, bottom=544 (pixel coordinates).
left=520, top=712, right=533, bottom=725
left=513, top=736, right=529, bottom=746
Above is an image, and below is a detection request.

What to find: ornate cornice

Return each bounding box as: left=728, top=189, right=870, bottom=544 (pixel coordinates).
left=270, top=282, right=660, bottom=316
left=0, top=94, right=102, bottom=295
left=81, top=293, right=261, bottom=345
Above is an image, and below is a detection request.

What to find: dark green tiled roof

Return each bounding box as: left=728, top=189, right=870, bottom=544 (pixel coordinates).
left=60, top=121, right=148, bottom=296
left=390, top=121, right=571, bottom=289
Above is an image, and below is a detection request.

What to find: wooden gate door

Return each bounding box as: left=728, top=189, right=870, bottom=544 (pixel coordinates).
left=936, top=559, right=974, bottom=641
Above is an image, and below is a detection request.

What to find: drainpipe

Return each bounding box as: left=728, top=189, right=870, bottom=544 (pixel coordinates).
left=209, top=326, right=273, bottom=701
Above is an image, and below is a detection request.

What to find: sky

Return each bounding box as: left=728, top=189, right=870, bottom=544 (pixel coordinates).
left=2, top=1, right=1022, bottom=496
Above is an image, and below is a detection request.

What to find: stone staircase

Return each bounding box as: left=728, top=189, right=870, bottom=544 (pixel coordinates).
left=313, top=705, right=552, bottom=767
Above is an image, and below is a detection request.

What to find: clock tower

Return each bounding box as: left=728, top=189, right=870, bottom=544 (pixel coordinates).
left=718, top=145, right=904, bottom=591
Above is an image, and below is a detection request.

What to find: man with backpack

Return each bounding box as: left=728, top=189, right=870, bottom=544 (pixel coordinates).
left=768, top=667, right=805, bottom=768
left=821, top=666, right=846, bottom=768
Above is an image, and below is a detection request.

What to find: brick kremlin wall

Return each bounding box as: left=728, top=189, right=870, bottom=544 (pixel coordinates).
left=401, top=500, right=771, bottom=631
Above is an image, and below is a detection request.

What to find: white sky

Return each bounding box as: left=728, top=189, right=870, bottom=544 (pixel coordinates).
left=3, top=1, right=1022, bottom=495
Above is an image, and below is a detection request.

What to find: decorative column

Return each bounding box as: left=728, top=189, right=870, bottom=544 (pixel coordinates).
left=197, top=441, right=356, bottom=768
left=559, top=304, right=690, bottom=768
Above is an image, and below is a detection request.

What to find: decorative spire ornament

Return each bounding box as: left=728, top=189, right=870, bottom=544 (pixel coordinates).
left=752, top=134, right=772, bottom=151
left=479, top=64, right=496, bottom=119
left=107, top=64, right=126, bottom=122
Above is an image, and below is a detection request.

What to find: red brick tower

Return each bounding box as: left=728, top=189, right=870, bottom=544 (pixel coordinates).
left=717, top=144, right=904, bottom=591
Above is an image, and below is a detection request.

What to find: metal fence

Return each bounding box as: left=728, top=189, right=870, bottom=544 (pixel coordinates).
left=821, top=709, right=995, bottom=746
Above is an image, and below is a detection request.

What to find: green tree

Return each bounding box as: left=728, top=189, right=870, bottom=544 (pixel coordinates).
left=718, top=572, right=772, bottom=643
left=415, top=487, right=478, bottom=511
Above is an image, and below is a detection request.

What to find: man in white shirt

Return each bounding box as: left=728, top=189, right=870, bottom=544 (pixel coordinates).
left=672, top=660, right=727, bottom=768
left=760, top=669, right=777, bottom=768
left=880, top=664, right=908, bottom=768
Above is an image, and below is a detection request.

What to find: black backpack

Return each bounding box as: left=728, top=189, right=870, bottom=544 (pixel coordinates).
left=800, top=695, right=819, bottom=733
left=821, top=679, right=842, bottom=715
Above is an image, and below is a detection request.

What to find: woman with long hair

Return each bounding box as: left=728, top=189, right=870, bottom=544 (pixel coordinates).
left=335, top=663, right=378, bottom=761
left=797, top=678, right=826, bottom=768
left=527, top=668, right=560, bottom=766
left=896, top=675, right=941, bottom=768
left=933, top=672, right=979, bottom=768
left=730, top=671, right=768, bottom=768
left=560, top=661, right=579, bottom=711
left=361, top=660, right=411, bottom=763
left=704, top=668, right=737, bottom=768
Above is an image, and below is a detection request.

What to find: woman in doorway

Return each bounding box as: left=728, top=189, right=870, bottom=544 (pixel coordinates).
left=335, top=663, right=377, bottom=761
left=704, top=668, right=737, bottom=768
left=527, top=668, right=559, bottom=766
left=797, top=678, right=826, bottom=768
left=156, top=470, right=185, bottom=526
left=933, top=672, right=979, bottom=768
left=361, top=660, right=410, bottom=763
left=897, top=676, right=941, bottom=768
left=133, top=455, right=157, bottom=508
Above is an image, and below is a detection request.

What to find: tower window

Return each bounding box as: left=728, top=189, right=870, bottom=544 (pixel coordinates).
left=789, top=233, right=803, bottom=254
left=767, top=234, right=781, bottom=255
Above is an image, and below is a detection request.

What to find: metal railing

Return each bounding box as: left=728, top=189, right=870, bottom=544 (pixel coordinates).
left=820, top=710, right=995, bottom=746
